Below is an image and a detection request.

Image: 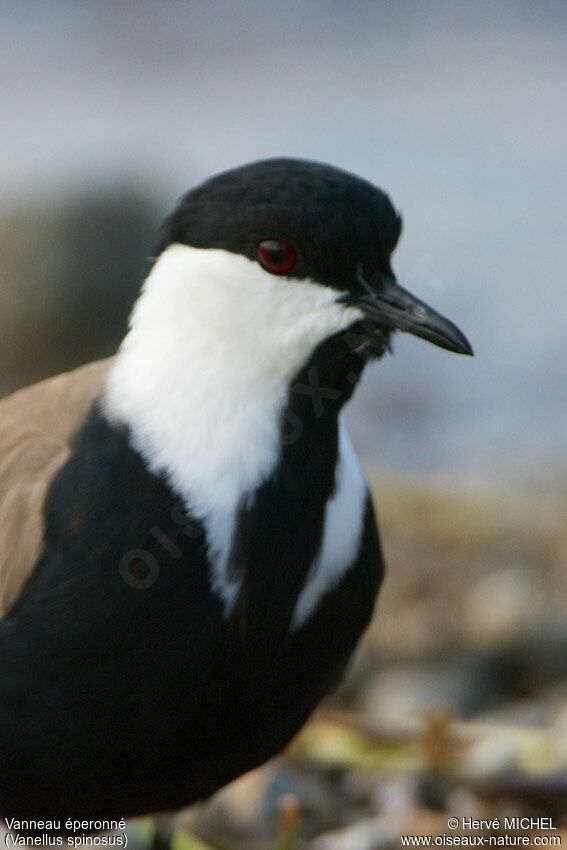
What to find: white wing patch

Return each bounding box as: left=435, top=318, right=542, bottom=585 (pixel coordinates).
left=291, top=424, right=368, bottom=630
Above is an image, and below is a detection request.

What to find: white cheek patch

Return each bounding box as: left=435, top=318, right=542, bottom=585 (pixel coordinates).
left=103, top=244, right=364, bottom=618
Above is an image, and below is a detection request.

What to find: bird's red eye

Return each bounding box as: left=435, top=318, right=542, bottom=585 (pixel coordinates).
left=257, top=240, right=297, bottom=274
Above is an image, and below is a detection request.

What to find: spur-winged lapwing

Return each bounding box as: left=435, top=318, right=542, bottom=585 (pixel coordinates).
left=0, top=158, right=472, bottom=821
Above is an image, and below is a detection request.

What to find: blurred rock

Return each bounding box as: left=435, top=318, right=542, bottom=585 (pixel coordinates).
left=359, top=656, right=497, bottom=727
left=462, top=565, right=546, bottom=648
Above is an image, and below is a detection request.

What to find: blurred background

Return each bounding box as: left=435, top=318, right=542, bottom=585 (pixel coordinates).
left=1, top=1, right=565, bottom=846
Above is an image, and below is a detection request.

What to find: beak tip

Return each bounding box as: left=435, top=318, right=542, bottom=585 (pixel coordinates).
left=455, top=325, right=474, bottom=356
left=457, top=337, right=474, bottom=357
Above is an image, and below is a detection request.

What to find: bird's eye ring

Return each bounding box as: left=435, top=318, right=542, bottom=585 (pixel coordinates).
left=257, top=240, right=297, bottom=275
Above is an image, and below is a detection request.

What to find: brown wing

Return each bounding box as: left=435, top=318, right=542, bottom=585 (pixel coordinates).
left=0, top=358, right=112, bottom=617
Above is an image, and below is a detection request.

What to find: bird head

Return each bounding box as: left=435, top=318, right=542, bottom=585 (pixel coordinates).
left=105, top=159, right=473, bottom=516
left=152, top=157, right=472, bottom=368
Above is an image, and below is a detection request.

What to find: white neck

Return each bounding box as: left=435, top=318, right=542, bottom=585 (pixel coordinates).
left=104, top=243, right=361, bottom=508
left=103, top=244, right=364, bottom=610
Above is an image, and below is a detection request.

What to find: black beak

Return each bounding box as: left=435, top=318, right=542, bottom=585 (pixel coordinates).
left=340, top=273, right=473, bottom=356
